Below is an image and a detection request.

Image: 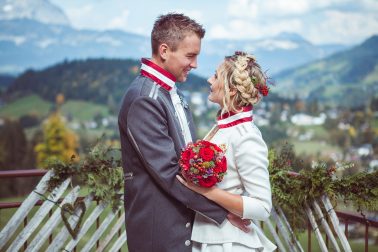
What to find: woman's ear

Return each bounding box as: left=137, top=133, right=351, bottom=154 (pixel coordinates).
left=159, top=43, right=169, bottom=61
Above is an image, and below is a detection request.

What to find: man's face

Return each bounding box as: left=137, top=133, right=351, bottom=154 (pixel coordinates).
left=164, top=33, right=201, bottom=82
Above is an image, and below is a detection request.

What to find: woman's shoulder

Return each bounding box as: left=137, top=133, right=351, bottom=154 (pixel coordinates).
left=230, top=122, right=263, bottom=139
left=227, top=123, right=266, bottom=149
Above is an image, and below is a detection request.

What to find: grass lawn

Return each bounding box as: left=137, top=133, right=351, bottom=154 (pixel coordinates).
left=291, top=140, right=341, bottom=156
left=373, top=117, right=378, bottom=129
left=297, top=124, right=329, bottom=139
left=0, top=95, right=52, bottom=119
left=61, top=100, right=110, bottom=121
left=0, top=96, right=111, bottom=122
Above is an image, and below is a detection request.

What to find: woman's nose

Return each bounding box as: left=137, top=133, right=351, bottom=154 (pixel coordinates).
left=207, top=77, right=212, bottom=85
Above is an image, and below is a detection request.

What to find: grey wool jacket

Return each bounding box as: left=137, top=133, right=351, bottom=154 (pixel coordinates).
left=118, top=73, right=228, bottom=252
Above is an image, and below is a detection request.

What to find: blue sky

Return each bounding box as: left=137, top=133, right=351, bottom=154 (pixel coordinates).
left=50, top=0, right=378, bottom=45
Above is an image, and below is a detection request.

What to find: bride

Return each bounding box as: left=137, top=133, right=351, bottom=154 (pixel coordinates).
left=177, top=51, right=276, bottom=252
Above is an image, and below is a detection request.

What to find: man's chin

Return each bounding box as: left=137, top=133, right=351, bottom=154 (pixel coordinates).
left=177, top=76, right=187, bottom=83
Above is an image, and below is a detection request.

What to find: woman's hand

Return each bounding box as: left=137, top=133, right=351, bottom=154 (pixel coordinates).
left=176, top=174, right=215, bottom=196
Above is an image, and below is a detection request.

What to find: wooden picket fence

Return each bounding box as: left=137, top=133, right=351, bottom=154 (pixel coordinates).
left=0, top=171, right=126, bottom=252
left=263, top=198, right=352, bottom=252
left=0, top=170, right=354, bottom=252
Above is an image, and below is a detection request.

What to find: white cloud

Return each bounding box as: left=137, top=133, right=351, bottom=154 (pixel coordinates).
left=65, top=4, right=96, bottom=29
left=208, top=25, right=229, bottom=39
left=0, top=35, right=26, bottom=45
left=362, top=0, right=378, bottom=9
left=306, top=10, right=378, bottom=44
left=106, top=9, right=130, bottom=31
left=95, top=36, right=122, bottom=46
left=175, top=9, right=204, bottom=22
left=3, top=4, right=13, bottom=12
left=51, top=0, right=378, bottom=44
left=208, top=17, right=302, bottom=40
left=228, top=0, right=311, bottom=19
left=228, top=0, right=258, bottom=19
left=218, top=0, right=378, bottom=43
left=63, top=4, right=132, bottom=32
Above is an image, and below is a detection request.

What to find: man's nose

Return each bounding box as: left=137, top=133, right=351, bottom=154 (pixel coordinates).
left=190, top=58, right=198, bottom=69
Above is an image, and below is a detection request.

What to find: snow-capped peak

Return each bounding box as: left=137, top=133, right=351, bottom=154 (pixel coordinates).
left=0, top=0, right=70, bottom=26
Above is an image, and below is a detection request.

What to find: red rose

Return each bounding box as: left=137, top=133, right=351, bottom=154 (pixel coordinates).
left=181, top=149, right=194, bottom=163
left=213, top=166, right=221, bottom=174
left=199, top=147, right=214, bottom=161
left=219, top=157, right=227, bottom=172
left=198, top=176, right=218, bottom=188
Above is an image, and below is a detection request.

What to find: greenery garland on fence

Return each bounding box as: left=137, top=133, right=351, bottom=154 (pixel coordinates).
left=46, top=140, right=377, bottom=227
left=46, top=139, right=124, bottom=212
left=268, top=143, right=378, bottom=231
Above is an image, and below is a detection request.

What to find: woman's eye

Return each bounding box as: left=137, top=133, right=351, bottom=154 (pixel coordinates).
left=214, top=72, right=218, bottom=79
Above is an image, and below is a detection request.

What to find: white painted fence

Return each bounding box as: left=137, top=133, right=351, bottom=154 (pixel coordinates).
left=0, top=171, right=353, bottom=251
left=0, top=171, right=127, bottom=252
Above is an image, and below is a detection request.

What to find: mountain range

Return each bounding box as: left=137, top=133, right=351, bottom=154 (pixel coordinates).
left=1, top=0, right=377, bottom=110
left=274, top=35, right=378, bottom=108
left=2, top=34, right=377, bottom=110
left=2, top=58, right=209, bottom=106
left=0, top=0, right=348, bottom=77
left=0, top=0, right=69, bottom=25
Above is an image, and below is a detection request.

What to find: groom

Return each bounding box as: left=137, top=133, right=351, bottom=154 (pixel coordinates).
left=118, top=13, right=248, bottom=252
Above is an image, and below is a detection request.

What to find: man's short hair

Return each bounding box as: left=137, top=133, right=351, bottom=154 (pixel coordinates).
left=151, top=13, right=205, bottom=55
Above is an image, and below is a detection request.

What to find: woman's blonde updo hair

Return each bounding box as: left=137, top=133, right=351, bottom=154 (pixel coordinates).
left=218, top=51, right=269, bottom=114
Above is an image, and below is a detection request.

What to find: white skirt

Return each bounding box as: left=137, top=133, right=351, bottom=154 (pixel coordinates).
left=192, top=241, right=261, bottom=252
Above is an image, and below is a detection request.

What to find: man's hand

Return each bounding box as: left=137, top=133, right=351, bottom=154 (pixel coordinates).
left=227, top=213, right=251, bottom=233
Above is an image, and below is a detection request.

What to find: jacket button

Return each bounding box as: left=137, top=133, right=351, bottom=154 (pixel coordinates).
left=185, top=240, right=191, bottom=246
left=185, top=222, right=191, bottom=228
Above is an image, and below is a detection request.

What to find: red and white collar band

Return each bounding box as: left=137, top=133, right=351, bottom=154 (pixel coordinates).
left=217, top=106, right=253, bottom=129
left=140, top=58, right=176, bottom=91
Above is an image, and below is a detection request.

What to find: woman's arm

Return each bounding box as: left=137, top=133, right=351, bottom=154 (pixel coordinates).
left=177, top=125, right=272, bottom=221
left=234, top=126, right=272, bottom=221
left=177, top=175, right=244, bottom=217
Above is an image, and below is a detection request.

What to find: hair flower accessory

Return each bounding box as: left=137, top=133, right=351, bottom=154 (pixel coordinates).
left=179, top=140, right=227, bottom=188
left=251, top=75, right=272, bottom=97
left=255, top=83, right=270, bottom=96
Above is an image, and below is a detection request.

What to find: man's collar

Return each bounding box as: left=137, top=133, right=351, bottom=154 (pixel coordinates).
left=140, top=58, right=176, bottom=91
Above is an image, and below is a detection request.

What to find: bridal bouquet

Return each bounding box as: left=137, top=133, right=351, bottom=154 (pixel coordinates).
left=179, top=140, right=227, bottom=188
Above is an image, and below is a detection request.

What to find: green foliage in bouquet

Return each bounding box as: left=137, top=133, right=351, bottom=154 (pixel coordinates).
left=47, top=139, right=123, bottom=212
left=269, top=143, right=378, bottom=231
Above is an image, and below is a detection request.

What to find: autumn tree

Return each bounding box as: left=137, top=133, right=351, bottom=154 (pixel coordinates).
left=34, top=111, right=79, bottom=169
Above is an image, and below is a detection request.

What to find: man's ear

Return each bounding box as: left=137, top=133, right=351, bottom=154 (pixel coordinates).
left=159, top=43, right=169, bottom=61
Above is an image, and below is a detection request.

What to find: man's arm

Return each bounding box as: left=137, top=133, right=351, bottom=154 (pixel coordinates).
left=125, top=96, right=227, bottom=224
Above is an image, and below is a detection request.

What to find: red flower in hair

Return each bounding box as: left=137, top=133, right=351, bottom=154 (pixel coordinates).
left=255, top=83, right=269, bottom=97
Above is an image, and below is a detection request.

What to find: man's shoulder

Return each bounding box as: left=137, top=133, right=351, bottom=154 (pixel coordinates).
left=127, top=76, right=168, bottom=100
left=126, top=76, right=151, bottom=97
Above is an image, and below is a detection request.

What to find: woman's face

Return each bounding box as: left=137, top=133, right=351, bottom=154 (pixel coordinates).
left=207, top=64, right=225, bottom=107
